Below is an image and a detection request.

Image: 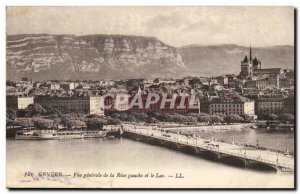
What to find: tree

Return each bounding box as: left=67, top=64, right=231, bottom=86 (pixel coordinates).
left=86, top=117, right=108, bottom=130
left=22, top=77, right=29, bottom=81
left=106, top=117, right=121, bottom=125
left=26, top=103, right=47, bottom=117
left=186, top=112, right=210, bottom=122
left=60, top=113, right=78, bottom=125
left=125, top=114, right=137, bottom=122
left=86, top=114, right=103, bottom=118
left=242, top=114, right=252, bottom=123
left=210, top=115, right=224, bottom=124
left=6, top=80, right=16, bottom=87
left=149, top=111, right=167, bottom=122
left=279, top=113, right=294, bottom=124
left=76, top=113, right=87, bottom=122
left=67, top=119, right=86, bottom=129
left=198, top=115, right=211, bottom=124
left=43, top=105, right=61, bottom=116
left=6, top=119, right=21, bottom=127
left=224, top=114, right=244, bottom=124
left=32, top=118, right=54, bottom=129
left=146, top=117, right=159, bottom=123
left=184, top=116, right=197, bottom=124
left=129, top=112, right=148, bottom=122
left=6, top=109, right=16, bottom=120
left=214, top=113, right=225, bottom=117
left=269, top=113, right=278, bottom=121
left=109, top=112, right=139, bottom=122
left=185, top=113, right=199, bottom=118
left=10, top=118, right=34, bottom=128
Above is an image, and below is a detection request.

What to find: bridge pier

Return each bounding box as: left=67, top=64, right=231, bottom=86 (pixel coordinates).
left=176, top=143, right=183, bottom=149
left=244, top=159, right=249, bottom=167
left=216, top=153, right=222, bottom=159
left=245, top=159, right=278, bottom=172
left=194, top=147, right=203, bottom=154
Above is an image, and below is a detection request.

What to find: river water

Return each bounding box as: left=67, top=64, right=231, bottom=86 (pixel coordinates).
left=6, top=129, right=294, bottom=188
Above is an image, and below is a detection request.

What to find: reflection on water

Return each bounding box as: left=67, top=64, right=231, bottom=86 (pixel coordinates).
left=6, top=129, right=294, bottom=188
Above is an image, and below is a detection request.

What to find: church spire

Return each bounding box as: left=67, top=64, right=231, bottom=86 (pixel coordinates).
left=249, top=44, right=252, bottom=63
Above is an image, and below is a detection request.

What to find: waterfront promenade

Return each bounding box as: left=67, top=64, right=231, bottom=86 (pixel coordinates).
left=121, top=125, right=294, bottom=172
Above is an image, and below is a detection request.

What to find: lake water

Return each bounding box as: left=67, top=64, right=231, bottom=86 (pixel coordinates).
left=6, top=129, right=294, bottom=188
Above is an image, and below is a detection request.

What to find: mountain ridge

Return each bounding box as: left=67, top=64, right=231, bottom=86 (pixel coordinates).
left=6, top=34, right=294, bottom=80
left=7, top=34, right=186, bottom=80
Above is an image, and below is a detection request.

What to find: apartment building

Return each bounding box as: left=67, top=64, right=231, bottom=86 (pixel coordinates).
left=256, top=94, right=284, bottom=116
left=6, top=96, right=34, bottom=110
left=34, top=95, right=104, bottom=116
left=209, top=95, right=255, bottom=117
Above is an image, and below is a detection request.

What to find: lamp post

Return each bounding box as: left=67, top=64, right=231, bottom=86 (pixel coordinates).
left=244, top=141, right=247, bottom=157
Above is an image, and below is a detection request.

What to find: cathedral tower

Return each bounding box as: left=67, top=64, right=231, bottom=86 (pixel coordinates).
left=240, top=45, right=262, bottom=78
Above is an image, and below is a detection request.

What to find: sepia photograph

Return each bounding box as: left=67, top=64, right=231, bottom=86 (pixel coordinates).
left=5, top=6, right=295, bottom=189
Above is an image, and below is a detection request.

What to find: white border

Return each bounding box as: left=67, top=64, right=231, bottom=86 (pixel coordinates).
left=1, top=1, right=298, bottom=193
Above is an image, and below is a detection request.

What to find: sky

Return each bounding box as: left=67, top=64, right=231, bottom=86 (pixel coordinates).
left=6, top=6, right=294, bottom=47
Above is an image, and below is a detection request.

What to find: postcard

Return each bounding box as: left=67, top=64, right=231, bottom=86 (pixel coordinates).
left=6, top=6, right=295, bottom=189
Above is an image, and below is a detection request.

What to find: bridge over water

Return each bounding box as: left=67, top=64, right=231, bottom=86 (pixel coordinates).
left=120, top=124, right=294, bottom=173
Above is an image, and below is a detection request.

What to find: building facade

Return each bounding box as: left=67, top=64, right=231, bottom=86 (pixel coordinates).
left=60, top=82, right=79, bottom=91
left=216, top=76, right=229, bottom=86
left=34, top=95, right=104, bottom=116
left=7, top=96, right=34, bottom=110
left=283, top=95, right=295, bottom=114
left=209, top=95, right=255, bottom=117
left=256, top=94, right=283, bottom=117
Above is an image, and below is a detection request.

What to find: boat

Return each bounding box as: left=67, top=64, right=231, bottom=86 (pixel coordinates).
left=261, top=121, right=294, bottom=132
left=82, top=130, right=107, bottom=138
left=273, top=123, right=294, bottom=132
left=15, top=129, right=58, bottom=140
left=256, top=122, right=267, bottom=129
left=56, top=130, right=84, bottom=139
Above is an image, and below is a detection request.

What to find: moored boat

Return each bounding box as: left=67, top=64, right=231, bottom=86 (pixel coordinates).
left=56, top=129, right=84, bottom=139
left=273, top=123, right=294, bottom=132
left=15, top=129, right=58, bottom=140
left=82, top=130, right=107, bottom=138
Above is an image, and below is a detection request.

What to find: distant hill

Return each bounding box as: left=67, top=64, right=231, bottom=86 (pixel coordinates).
left=179, top=44, right=294, bottom=76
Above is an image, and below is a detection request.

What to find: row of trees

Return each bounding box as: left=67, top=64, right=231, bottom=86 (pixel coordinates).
left=8, top=103, right=294, bottom=130
left=109, top=110, right=247, bottom=125
left=7, top=117, right=54, bottom=129
left=7, top=110, right=121, bottom=131
left=11, top=103, right=74, bottom=118
left=265, top=113, right=295, bottom=123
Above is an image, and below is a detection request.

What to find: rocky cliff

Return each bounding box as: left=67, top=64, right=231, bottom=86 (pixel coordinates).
left=7, top=34, right=186, bottom=80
